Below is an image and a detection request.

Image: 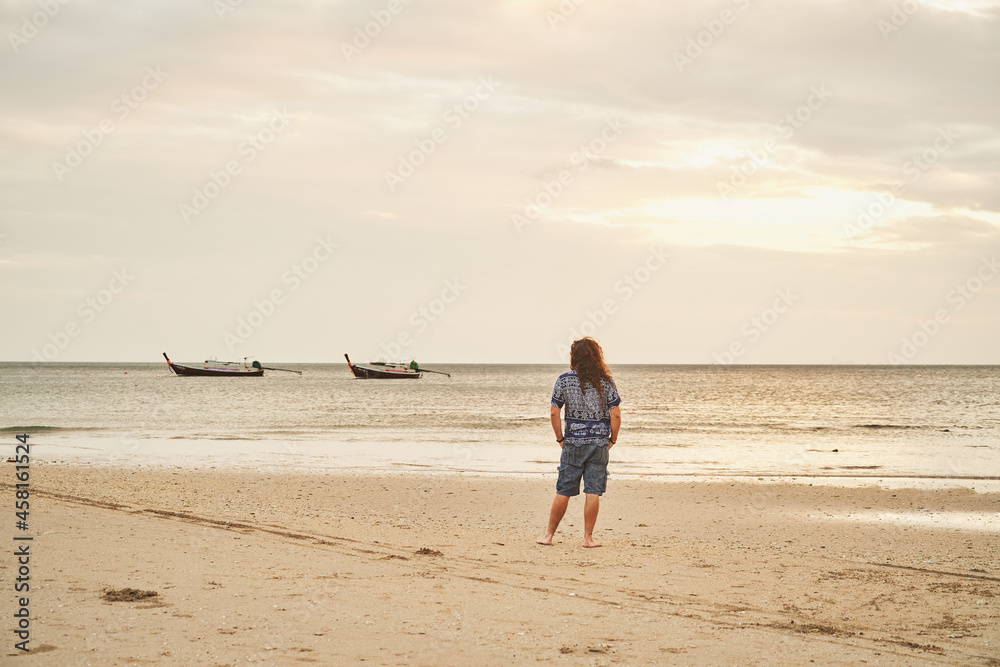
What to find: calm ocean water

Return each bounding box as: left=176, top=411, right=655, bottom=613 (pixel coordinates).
left=1, top=363, right=998, bottom=482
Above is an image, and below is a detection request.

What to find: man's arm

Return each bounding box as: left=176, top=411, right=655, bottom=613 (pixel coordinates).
left=551, top=405, right=564, bottom=447
left=608, top=406, right=621, bottom=448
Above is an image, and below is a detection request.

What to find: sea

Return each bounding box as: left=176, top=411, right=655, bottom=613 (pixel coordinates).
left=1, top=363, right=998, bottom=488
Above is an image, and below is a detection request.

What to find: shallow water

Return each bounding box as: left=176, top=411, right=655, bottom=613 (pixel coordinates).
left=2, top=363, right=998, bottom=483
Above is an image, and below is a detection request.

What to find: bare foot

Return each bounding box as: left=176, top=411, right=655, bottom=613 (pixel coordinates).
left=583, top=537, right=602, bottom=548
left=536, top=534, right=554, bottom=545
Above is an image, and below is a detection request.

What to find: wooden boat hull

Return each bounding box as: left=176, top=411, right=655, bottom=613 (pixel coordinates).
left=168, top=363, right=263, bottom=377
left=348, top=364, right=421, bottom=379
left=344, top=353, right=422, bottom=379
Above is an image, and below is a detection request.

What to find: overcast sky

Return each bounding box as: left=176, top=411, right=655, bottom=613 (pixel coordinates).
left=2, top=0, right=998, bottom=364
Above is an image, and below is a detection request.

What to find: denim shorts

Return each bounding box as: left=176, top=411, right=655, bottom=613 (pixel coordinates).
left=556, top=443, right=609, bottom=497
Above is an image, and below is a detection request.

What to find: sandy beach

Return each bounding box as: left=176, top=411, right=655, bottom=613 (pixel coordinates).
left=3, top=465, right=998, bottom=665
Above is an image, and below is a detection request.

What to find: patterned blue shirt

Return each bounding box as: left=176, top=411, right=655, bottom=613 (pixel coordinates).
left=551, top=371, right=621, bottom=446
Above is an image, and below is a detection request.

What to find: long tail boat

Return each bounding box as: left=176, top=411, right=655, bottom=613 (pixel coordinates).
left=344, top=354, right=450, bottom=379
left=163, top=353, right=300, bottom=377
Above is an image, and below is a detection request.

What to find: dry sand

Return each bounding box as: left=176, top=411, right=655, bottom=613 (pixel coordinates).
left=2, top=465, right=998, bottom=665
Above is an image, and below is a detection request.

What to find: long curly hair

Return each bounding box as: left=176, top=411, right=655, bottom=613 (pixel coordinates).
left=570, top=338, right=615, bottom=404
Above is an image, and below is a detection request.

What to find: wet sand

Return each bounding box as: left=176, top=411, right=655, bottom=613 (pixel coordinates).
left=2, top=465, right=998, bottom=665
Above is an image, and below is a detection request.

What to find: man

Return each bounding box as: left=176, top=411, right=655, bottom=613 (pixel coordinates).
left=537, top=338, right=621, bottom=548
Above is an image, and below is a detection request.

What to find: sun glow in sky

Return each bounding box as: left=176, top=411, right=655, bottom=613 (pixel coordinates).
left=1, top=0, right=998, bottom=364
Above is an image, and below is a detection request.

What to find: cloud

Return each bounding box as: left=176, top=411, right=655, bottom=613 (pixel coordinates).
left=1, top=0, right=998, bottom=361
left=868, top=214, right=1000, bottom=248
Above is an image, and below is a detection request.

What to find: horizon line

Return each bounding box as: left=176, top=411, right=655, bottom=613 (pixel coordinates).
left=2, top=361, right=999, bottom=367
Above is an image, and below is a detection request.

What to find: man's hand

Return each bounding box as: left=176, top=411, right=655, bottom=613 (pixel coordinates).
left=609, top=405, right=621, bottom=448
